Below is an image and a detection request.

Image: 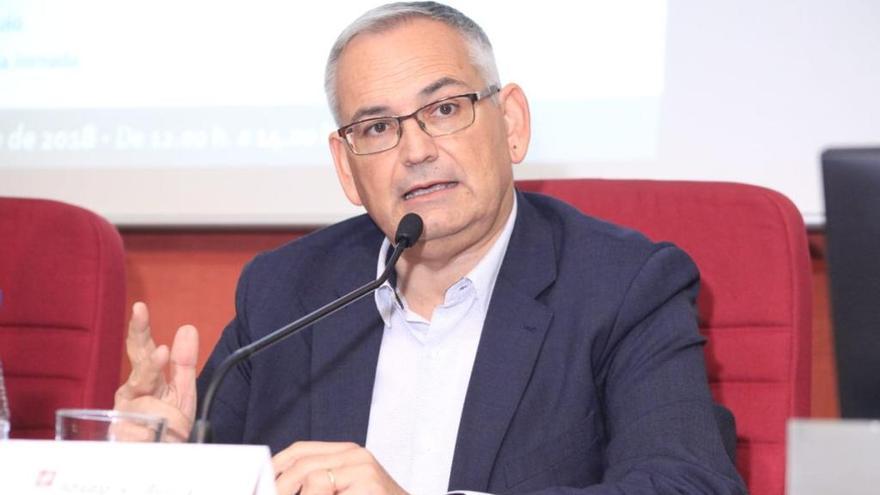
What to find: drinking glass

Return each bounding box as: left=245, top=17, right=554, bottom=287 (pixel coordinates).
left=0, top=360, right=9, bottom=440
left=55, top=409, right=166, bottom=442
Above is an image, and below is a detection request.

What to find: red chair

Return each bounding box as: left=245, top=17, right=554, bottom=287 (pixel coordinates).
left=517, top=179, right=811, bottom=495
left=0, top=197, right=126, bottom=438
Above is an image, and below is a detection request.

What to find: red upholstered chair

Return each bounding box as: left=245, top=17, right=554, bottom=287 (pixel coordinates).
left=0, top=197, right=126, bottom=438
left=516, top=179, right=811, bottom=495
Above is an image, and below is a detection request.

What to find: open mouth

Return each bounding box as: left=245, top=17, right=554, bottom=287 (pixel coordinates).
left=403, top=181, right=458, bottom=200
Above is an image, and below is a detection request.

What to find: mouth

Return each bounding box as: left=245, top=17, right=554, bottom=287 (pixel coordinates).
left=402, top=181, right=458, bottom=201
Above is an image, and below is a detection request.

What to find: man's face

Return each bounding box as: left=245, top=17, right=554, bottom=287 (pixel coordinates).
left=329, top=18, right=528, bottom=252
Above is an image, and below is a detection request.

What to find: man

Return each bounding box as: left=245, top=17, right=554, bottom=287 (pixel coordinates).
left=115, top=3, right=746, bottom=494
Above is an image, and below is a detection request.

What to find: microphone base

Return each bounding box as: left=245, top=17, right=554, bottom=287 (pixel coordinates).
left=189, top=419, right=212, bottom=444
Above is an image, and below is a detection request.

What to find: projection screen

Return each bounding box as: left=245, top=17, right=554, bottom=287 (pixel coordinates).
left=1, top=0, right=878, bottom=226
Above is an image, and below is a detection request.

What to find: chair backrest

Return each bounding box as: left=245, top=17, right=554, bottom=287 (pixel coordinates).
left=822, top=147, right=880, bottom=418
left=0, top=197, right=126, bottom=438
left=517, top=179, right=812, bottom=495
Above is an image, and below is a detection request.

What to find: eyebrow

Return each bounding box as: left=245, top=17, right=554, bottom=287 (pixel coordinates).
left=347, top=77, right=471, bottom=124
left=419, top=76, right=468, bottom=97
left=349, top=105, right=392, bottom=124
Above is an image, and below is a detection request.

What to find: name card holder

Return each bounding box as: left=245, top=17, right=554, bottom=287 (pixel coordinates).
left=0, top=440, right=277, bottom=495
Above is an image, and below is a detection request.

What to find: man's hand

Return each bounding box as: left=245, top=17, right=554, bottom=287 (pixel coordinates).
left=273, top=442, right=408, bottom=495
left=113, top=302, right=199, bottom=442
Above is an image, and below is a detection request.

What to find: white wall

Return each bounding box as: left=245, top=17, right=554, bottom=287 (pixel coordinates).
left=1, top=0, right=877, bottom=226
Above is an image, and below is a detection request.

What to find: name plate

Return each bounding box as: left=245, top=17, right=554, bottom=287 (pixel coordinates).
left=0, top=440, right=277, bottom=495
left=788, top=419, right=880, bottom=495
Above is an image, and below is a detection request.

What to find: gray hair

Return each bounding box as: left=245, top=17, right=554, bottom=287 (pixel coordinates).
left=324, top=1, right=501, bottom=125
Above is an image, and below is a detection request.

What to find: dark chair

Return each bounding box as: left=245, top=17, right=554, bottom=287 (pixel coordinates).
left=822, top=147, right=880, bottom=418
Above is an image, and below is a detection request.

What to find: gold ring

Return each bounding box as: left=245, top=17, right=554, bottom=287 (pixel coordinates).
left=326, top=469, right=336, bottom=489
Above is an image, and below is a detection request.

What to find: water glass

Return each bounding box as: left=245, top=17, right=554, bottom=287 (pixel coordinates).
left=56, top=409, right=166, bottom=442
left=0, top=360, right=10, bottom=440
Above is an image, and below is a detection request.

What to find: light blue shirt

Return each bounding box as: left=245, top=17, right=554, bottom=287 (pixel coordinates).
left=365, top=197, right=518, bottom=495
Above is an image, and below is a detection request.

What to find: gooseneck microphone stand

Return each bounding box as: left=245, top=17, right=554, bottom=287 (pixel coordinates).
left=191, top=213, right=423, bottom=443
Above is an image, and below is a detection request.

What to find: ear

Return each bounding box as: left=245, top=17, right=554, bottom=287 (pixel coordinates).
left=499, top=83, right=531, bottom=164
left=329, top=132, right=364, bottom=206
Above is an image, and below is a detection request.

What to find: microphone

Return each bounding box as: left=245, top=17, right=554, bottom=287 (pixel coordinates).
left=394, top=212, right=422, bottom=248
left=191, top=213, right=423, bottom=443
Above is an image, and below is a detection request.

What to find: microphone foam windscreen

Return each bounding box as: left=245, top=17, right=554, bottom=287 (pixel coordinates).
left=395, top=213, right=423, bottom=247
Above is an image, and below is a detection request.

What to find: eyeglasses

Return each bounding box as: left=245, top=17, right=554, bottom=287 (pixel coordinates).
left=337, top=85, right=501, bottom=155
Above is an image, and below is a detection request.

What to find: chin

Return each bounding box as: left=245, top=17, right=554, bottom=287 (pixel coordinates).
left=417, top=213, right=470, bottom=243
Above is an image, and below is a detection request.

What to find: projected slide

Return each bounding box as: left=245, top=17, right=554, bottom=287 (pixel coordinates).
left=0, top=0, right=667, bottom=168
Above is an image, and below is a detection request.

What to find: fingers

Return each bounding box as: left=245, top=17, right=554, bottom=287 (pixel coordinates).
left=168, top=324, right=200, bottom=421
left=113, top=305, right=199, bottom=442
left=298, top=467, right=339, bottom=495
left=115, top=344, right=170, bottom=403
left=126, top=302, right=157, bottom=364
left=275, top=469, right=307, bottom=495
left=276, top=450, right=347, bottom=488
left=326, top=464, right=383, bottom=495
left=289, top=462, right=395, bottom=495
left=117, top=302, right=168, bottom=403
left=273, top=443, right=394, bottom=495
left=273, top=441, right=360, bottom=475
left=277, top=461, right=343, bottom=495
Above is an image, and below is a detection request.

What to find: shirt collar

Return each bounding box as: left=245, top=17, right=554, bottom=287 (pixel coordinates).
left=374, top=195, right=518, bottom=317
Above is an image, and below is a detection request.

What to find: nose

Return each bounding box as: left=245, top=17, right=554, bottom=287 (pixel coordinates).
left=397, top=117, right=438, bottom=167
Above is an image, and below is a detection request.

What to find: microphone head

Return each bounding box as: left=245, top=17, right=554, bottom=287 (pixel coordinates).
left=394, top=213, right=423, bottom=248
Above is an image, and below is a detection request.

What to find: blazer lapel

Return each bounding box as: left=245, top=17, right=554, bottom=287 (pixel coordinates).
left=448, top=193, right=558, bottom=491
left=310, top=297, right=384, bottom=444
left=309, top=222, right=386, bottom=445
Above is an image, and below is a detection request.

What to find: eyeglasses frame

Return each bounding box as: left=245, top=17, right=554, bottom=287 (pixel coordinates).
left=336, top=84, right=501, bottom=155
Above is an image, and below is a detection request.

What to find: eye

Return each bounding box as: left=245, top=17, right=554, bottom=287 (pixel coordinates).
left=359, top=120, right=392, bottom=137
left=431, top=101, right=460, bottom=118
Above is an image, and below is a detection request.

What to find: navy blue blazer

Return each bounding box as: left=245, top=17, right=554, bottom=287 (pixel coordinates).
left=197, top=191, right=746, bottom=494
